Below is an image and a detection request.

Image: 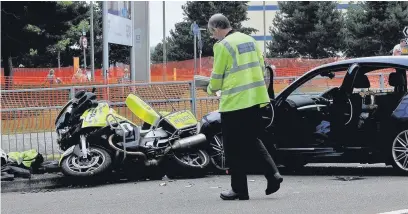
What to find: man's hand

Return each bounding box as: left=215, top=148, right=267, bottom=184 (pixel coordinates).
left=215, top=91, right=221, bottom=97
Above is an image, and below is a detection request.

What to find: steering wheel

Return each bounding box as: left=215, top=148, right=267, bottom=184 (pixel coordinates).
left=320, top=87, right=353, bottom=125
left=320, top=87, right=339, bottom=103
left=343, top=98, right=353, bottom=126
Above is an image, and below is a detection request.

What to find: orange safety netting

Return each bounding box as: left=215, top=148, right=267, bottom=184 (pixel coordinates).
left=1, top=57, right=344, bottom=89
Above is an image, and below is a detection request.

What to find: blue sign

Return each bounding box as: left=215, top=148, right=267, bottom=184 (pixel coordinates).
left=192, top=23, right=199, bottom=36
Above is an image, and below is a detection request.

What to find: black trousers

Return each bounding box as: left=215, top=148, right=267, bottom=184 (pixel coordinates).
left=221, top=105, right=280, bottom=196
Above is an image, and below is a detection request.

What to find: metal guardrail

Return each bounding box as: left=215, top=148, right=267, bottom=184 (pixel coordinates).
left=0, top=73, right=392, bottom=159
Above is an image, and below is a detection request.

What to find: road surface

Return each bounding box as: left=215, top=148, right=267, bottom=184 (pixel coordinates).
left=2, top=164, right=407, bottom=214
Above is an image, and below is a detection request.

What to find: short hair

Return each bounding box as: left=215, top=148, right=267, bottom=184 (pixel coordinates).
left=208, top=13, right=231, bottom=30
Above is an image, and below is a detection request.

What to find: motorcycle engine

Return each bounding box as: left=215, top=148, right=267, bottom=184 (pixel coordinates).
left=114, top=123, right=135, bottom=138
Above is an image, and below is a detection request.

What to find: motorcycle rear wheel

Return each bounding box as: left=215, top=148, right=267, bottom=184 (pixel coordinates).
left=61, top=146, right=112, bottom=177
left=166, top=150, right=210, bottom=178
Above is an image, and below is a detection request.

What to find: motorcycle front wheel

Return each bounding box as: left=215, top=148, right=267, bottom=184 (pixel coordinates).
left=61, top=146, right=112, bottom=177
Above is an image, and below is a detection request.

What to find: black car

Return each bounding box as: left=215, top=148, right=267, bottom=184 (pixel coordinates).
left=200, top=56, right=408, bottom=174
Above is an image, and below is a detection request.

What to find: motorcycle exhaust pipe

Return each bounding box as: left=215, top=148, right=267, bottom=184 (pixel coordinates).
left=108, top=134, right=159, bottom=166
left=170, top=134, right=207, bottom=151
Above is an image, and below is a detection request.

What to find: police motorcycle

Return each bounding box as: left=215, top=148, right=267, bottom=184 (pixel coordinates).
left=56, top=88, right=210, bottom=178
left=197, top=64, right=276, bottom=172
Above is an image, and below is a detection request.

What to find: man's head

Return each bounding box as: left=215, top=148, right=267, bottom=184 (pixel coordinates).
left=208, top=13, right=232, bottom=40
left=400, top=39, right=407, bottom=47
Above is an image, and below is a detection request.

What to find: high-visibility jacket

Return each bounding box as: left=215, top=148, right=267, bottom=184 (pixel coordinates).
left=207, top=31, right=269, bottom=112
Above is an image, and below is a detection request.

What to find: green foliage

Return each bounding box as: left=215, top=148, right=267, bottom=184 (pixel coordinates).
left=1, top=1, right=90, bottom=68
left=29, top=49, right=38, bottom=56
left=267, top=1, right=344, bottom=58
left=342, top=1, right=408, bottom=57
left=151, top=1, right=257, bottom=62
left=24, top=24, right=43, bottom=35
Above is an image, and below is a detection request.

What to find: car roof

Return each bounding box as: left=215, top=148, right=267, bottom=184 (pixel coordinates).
left=313, top=56, right=408, bottom=71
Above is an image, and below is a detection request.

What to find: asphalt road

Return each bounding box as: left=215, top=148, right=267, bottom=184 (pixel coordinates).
left=2, top=164, right=407, bottom=214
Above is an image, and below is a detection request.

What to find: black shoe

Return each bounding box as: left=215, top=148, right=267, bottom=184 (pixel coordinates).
left=266, top=173, right=283, bottom=195
left=220, top=189, right=249, bottom=200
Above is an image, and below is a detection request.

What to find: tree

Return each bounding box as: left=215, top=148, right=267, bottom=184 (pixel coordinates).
left=267, top=2, right=344, bottom=58
left=46, top=38, right=71, bottom=69
left=1, top=1, right=90, bottom=70
left=1, top=1, right=131, bottom=72
left=151, top=1, right=257, bottom=62
left=342, top=1, right=408, bottom=57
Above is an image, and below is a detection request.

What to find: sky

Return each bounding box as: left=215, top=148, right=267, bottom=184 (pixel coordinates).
left=148, top=1, right=186, bottom=47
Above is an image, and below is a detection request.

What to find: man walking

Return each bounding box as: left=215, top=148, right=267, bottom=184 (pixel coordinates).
left=206, top=13, right=283, bottom=201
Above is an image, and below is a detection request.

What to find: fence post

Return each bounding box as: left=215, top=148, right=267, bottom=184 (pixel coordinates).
left=379, top=73, right=385, bottom=91
left=190, top=81, right=197, bottom=117
left=70, top=86, right=75, bottom=99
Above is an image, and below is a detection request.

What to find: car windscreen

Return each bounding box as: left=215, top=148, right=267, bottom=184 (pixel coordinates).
left=290, top=70, right=348, bottom=96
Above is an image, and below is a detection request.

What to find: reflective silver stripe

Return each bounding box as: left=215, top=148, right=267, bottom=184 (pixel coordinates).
left=214, top=61, right=261, bottom=80
left=221, top=40, right=238, bottom=68
left=222, top=80, right=265, bottom=96
left=211, top=73, right=224, bottom=79
left=230, top=61, right=260, bottom=73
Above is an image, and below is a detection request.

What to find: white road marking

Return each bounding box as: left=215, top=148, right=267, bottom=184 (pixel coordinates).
left=378, top=209, right=408, bottom=214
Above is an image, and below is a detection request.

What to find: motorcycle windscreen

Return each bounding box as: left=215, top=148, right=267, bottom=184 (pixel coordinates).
left=163, top=110, right=198, bottom=130
left=81, top=103, right=111, bottom=127
left=81, top=102, right=131, bottom=128
left=125, top=94, right=160, bottom=126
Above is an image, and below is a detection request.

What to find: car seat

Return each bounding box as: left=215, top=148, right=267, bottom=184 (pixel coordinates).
left=348, top=74, right=371, bottom=128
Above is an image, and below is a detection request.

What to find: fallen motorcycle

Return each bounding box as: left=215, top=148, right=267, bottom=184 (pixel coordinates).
left=56, top=88, right=210, bottom=178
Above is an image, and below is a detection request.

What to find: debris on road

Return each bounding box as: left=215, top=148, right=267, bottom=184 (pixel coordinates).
left=162, top=175, right=174, bottom=182
left=160, top=182, right=167, bottom=186
left=334, top=176, right=365, bottom=181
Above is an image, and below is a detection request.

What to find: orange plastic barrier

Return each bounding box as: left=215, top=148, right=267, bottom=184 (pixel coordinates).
left=0, top=57, right=343, bottom=86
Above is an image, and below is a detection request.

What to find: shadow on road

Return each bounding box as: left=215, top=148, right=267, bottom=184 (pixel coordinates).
left=15, top=165, right=405, bottom=194
left=278, top=165, right=405, bottom=177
